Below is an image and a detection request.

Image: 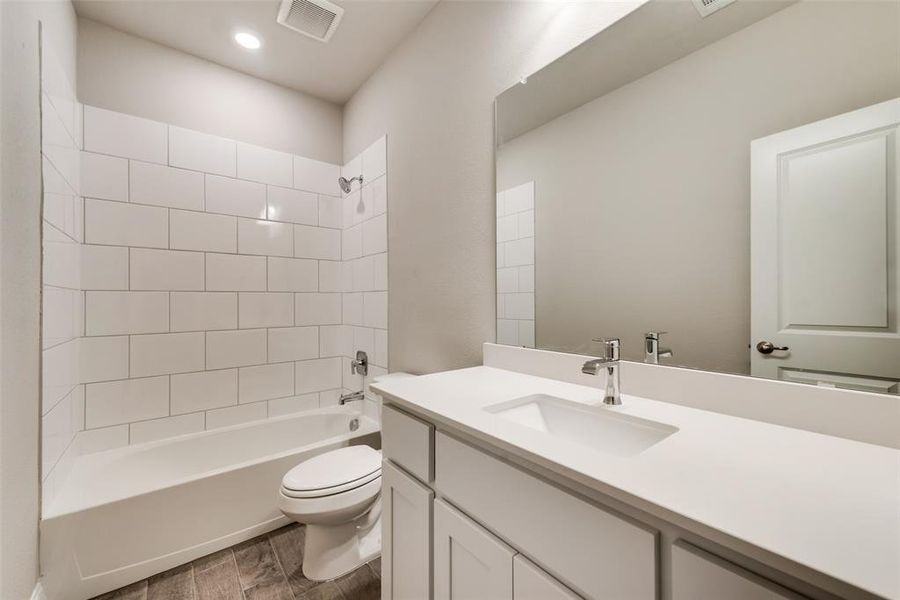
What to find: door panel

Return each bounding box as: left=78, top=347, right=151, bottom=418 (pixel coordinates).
left=781, top=134, right=888, bottom=328
left=751, top=98, right=900, bottom=387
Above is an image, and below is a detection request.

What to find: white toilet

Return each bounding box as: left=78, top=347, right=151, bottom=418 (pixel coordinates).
left=278, top=444, right=383, bottom=581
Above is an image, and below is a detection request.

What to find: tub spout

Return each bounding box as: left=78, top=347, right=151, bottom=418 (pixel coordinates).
left=339, top=390, right=365, bottom=405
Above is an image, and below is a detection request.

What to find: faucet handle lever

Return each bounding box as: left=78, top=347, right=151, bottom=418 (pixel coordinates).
left=644, top=331, right=668, bottom=340
left=350, top=350, right=369, bottom=376
left=591, top=337, right=620, bottom=361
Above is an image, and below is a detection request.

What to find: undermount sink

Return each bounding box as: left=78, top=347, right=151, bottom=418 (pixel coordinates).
left=485, top=394, right=677, bottom=457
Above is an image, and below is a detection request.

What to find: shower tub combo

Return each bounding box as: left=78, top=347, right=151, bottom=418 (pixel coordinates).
left=40, top=406, right=379, bottom=600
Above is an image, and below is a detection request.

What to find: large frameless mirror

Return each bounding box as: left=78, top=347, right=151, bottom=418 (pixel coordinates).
left=494, top=0, right=900, bottom=394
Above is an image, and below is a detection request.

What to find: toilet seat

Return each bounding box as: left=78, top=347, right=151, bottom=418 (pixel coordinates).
left=281, top=469, right=381, bottom=499
left=281, top=445, right=382, bottom=499
left=279, top=446, right=383, bottom=526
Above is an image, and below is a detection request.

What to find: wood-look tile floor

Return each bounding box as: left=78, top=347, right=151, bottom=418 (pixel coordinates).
left=91, top=524, right=380, bottom=600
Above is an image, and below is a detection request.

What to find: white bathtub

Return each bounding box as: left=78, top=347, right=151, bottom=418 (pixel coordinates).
left=40, top=406, right=380, bottom=600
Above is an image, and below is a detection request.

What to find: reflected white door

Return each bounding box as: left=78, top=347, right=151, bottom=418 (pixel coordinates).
left=751, top=98, right=900, bottom=393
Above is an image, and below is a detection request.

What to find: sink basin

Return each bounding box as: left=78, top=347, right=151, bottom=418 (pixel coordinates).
left=485, top=394, right=677, bottom=457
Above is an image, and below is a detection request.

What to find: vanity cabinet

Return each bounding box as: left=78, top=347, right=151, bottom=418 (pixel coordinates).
left=380, top=404, right=822, bottom=600
left=433, top=498, right=515, bottom=600
left=381, top=460, right=433, bottom=600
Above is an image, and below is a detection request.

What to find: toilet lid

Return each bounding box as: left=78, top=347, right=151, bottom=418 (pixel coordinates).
left=282, top=446, right=381, bottom=493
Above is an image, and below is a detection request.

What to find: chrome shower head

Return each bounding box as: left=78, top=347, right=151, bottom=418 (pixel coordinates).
left=338, top=175, right=363, bottom=194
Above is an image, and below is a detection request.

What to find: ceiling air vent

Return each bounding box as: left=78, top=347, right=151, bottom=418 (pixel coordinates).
left=277, top=0, right=345, bottom=43
left=691, top=0, right=737, bottom=18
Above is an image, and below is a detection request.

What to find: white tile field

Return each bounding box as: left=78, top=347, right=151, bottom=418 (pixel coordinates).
left=83, top=105, right=167, bottom=164
left=56, top=105, right=391, bottom=455
left=205, top=174, right=267, bottom=219
left=168, top=126, right=237, bottom=177
left=497, top=181, right=535, bottom=348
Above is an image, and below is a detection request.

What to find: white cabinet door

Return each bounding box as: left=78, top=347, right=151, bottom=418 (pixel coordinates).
left=382, top=460, right=434, bottom=600
left=751, top=97, right=900, bottom=388
left=435, top=432, right=657, bottom=600
left=671, top=542, right=805, bottom=600
left=433, top=498, right=515, bottom=600
left=513, top=555, right=582, bottom=600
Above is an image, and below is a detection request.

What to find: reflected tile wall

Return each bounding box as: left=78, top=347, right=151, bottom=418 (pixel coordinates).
left=497, top=181, right=535, bottom=348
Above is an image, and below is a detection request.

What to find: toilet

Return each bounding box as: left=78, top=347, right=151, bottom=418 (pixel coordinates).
left=279, top=444, right=382, bottom=581
left=279, top=373, right=415, bottom=580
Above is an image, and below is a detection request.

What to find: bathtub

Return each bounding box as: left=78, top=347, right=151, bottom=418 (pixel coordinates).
left=40, top=406, right=380, bottom=600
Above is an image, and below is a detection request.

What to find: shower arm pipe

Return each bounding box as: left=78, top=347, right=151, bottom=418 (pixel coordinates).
left=338, top=174, right=364, bottom=194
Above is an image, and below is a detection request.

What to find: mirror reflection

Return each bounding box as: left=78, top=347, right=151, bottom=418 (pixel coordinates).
left=495, top=0, right=900, bottom=394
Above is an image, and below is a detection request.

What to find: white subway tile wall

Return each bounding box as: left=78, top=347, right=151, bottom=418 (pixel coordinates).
left=41, top=39, right=84, bottom=509
left=496, top=182, right=535, bottom=348
left=129, top=413, right=205, bottom=445
left=168, top=126, right=236, bottom=176
left=69, top=106, right=389, bottom=450
left=267, top=257, right=319, bottom=292
left=205, top=174, right=267, bottom=219
left=340, top=140, right=389, bottom=414
left=268, top=394, right=320, bottom=418
left=239, top=362, right=294, bottom=404
left=81, top=152, right=128, bottom=201
left=206, top=401, right=268, bottom=430
left=237, top=143, right=293, bottom=188
left=129, top=161, right=204, bottom=210
left=83, top=106, right=167, bottom=164
left=267, top=186, right=318, bottom=225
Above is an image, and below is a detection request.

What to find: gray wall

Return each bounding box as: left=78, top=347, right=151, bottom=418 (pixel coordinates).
left=342, top=0, right=641, bottom=373
left=497, top=0, right=900, bottom=374
left=0, top=2, right=77, bottom=597
left=78, top=18, right=343, bottom=164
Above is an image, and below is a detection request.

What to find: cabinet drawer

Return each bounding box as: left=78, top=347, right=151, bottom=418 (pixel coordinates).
left=671, top=541, right=806, bottom=600
left=382, top=405, right=434, bottom=483
left=435, top=432, right=657, bottom=600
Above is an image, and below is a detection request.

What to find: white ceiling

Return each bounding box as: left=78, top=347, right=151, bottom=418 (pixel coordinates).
left=73, top=0, right=440, bottom=105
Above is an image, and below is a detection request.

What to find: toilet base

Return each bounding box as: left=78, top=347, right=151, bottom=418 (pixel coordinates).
left=301, top=498, right=382, bottom=581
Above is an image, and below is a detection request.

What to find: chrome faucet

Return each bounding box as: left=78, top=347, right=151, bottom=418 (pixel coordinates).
left=582, top=338, right=621, bottom=406
left=644, top=331, right=673, bottom=364
left=342, top=351, right=369, bottom=405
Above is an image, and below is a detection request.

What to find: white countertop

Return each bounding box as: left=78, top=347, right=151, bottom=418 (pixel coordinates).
left=372, top=366, right=900, bottom=600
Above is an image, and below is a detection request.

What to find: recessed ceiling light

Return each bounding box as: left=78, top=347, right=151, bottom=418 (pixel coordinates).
left=234, top=32, right=261, bottom=50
